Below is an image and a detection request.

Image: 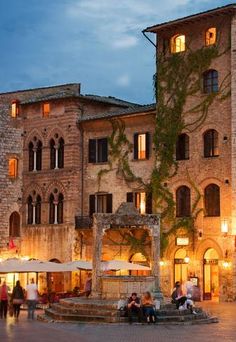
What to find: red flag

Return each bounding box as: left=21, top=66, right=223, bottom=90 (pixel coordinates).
left=9, top=238, right=16, bottom=249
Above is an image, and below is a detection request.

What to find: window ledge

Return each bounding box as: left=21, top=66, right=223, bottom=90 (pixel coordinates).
left=132, top=158, right=149, bottom=162
left=203, top=155, right=219, bottom=159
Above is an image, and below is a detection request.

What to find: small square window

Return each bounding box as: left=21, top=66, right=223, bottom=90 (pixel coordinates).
left=9, top=158, right=18, bottom=178
left=43, top=103, right=50, bottom=117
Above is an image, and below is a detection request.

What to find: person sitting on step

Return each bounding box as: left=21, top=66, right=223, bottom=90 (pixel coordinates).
left=142, top=291, right=156, bottom=323
left=127, top=292, right=143, bottom=324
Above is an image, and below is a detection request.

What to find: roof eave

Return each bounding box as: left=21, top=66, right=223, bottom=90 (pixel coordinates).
left=143, top=4, right=236, bottom=34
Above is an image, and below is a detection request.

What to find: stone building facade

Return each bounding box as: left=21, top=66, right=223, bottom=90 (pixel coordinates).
left=1, top=4, right=236, bottom=301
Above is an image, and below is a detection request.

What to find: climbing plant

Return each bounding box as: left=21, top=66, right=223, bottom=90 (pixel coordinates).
left=97, top=34, right=230, bottom=252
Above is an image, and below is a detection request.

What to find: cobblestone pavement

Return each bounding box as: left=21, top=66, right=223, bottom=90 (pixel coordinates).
left=0, top=302, right=236, bottom=342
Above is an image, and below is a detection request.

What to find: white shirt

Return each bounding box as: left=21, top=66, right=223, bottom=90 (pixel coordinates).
left=26, top=283, right=38, bottom=300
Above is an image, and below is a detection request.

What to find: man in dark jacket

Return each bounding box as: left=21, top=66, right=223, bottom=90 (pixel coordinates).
left=127, top=292, right=143, bottom=323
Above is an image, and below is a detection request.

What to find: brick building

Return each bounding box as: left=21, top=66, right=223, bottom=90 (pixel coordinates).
left=1, top=4, right=236, bottom=301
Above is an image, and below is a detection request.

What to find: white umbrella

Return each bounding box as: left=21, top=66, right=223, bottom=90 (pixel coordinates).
left=64, top=260, right=92, bottom=271
left=101, top=260, right=150, bottom=271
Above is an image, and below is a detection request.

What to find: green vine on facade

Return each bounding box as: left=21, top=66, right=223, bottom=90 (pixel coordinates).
left=97, top=34, right=230, bottom=253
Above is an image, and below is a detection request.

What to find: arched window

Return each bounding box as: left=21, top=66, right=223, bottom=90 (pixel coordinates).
left=205, top=27, right=216, bottom=46
left=9, top=212, right=20, bottom=237
left=36, top=140, right=42, bottom=171
left=170, top=34, right=185, bottom=53
left=50, top=139, right=56, bottom=169
left=58, top=138, right=64, bottom=169
left=203, top=70, right=218, bottom=93
left=29, top=142, right=34, bottom=171
left=204, top=184, right=220, bottom=216
left=176, top=134, right=189, bottom=160
left=204, top=129, right=219, bottom=157
left=49, top=193, right=55, bottom=224
left=58, top=193, right=64, bottom=224
left=35, top=195, right=41, bottom=224
left=27, top=195, right=33, bottom=224
left=176, top=186, right=191, bottom=217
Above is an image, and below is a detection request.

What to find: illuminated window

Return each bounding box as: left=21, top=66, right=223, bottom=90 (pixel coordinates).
left=171, top=34, right=185, bottom=53
left=134, top=132, right=150, bottom=160
left=43, top=103, right=50, bottom=117
left=127, top=191, right=152, bottom=214
left=205, top=27, right=216, bottom=46
left=11, top=101, right=19, bottom=118
left=9, top=158, right=18, bottom=178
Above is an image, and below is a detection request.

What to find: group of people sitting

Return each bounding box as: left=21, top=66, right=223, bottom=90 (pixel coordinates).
left=171, top=281, right=197, bottom=314
left=120, top=291, right=157, bottom=324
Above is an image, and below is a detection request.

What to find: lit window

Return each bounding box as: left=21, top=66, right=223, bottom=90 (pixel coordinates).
left=134, top=132, right=150, bottom=160
left=205, top=27, right=216, bottom=46
left=171, top=34, right=185, bottom=53
left=135, top=192, right=146, bottom=214
left=9, top=158, right=18, bottom=178
left=11, top=101, right=19, bottom=118
left=138, top=134, right=146, bottom=159
left=43, top=103, right=50, bottom=117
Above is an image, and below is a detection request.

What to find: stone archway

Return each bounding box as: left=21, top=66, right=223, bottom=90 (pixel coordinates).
left=91, top=202, right=161, bottom=299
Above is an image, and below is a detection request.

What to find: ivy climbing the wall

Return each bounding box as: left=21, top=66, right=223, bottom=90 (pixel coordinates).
left=98, top=34, right=230, bottom=253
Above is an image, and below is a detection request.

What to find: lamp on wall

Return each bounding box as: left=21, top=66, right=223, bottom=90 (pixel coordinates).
left=184, top=255, right=190, bottom=263
left=221, top=219, right=228, bottom=235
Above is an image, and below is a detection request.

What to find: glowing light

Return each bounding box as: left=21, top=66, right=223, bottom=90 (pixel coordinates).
left=184, top=256, right=190, bottom=263
left=159, top=261, right=164, bottom=266
left=222, top=261, right=231, bottom=269
left=221, top=219, right=228, bottom=234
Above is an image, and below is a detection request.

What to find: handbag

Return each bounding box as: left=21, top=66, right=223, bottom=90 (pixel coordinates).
left=12, top=298, right=24, bottom=305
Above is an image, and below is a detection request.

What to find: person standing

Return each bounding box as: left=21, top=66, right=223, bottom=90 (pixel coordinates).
left=11, top=280, right=25, bottom=319
left=0, top=281, right=10, bottom=319
left=84, top=273, right=92, bottom=298
left=26, top=278, right=38, bottom=319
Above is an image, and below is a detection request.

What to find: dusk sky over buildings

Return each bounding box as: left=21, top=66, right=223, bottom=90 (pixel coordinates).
left=0, top=0, right=232, bottom=104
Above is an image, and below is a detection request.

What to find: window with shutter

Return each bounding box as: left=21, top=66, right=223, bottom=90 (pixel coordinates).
left=89, top=139, right=96, bottom=163
left=204, top=129, right=219, bottom=157
left=127, top=192, right=133, bottom=202
left=50, top=139, right=56, bottom=169
left=204, top=184, right=220, bottom=216
left=89, top=195, right=96, bottom=216
left=134, top=133, right=150, bottom=160
left=176, top=186, right=191, bottom=217
left=98, top=138, right=108, bottom=163
left=146, top=192, right=152, bottom=214
left=29, top=142, right=34, bottom=171
left=176, top=134, right=189, bottom=160
left=58, top=138, right=64, bottom=168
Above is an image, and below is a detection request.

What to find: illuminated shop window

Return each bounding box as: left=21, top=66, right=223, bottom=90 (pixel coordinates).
left=42, top=103, right=50, bottom=117
left=205, top=27, right=216, bottom=46
left=11, top=101, right=19, bottom=118
left=171, top=34, right=185, bottom=53
left=9, top=158, right=18, bottom=178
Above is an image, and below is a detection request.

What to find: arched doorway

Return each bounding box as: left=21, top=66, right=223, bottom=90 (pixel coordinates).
left=203, top=248, right=219, bottom=300
left=174, top=248, right=189, bottom=285
left=48, top=258, right=64, bottom=293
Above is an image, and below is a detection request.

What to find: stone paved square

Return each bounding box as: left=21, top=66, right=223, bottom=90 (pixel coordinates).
left=0, top=302, right=235, bottom=342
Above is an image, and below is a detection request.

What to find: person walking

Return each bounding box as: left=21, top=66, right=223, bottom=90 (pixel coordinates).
left=0, top=281, right=10, bottom=319
left=26, top=278, right=38, bottom=319
left=11, top=280, right=25, bottom=319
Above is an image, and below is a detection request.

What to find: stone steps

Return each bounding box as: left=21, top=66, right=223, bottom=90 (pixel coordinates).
left=50, top=303, right=118, bottom=317
left=45, top=308, right=118, bottom=323
left=38, top=298, right=219, bottom=325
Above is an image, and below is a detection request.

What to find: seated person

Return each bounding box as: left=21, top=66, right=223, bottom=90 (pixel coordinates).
left=171, top=281, right=187, bottom=309
left=142, top=291, right=156, bottom=323
left=127, top=292, right=143, bottom=323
